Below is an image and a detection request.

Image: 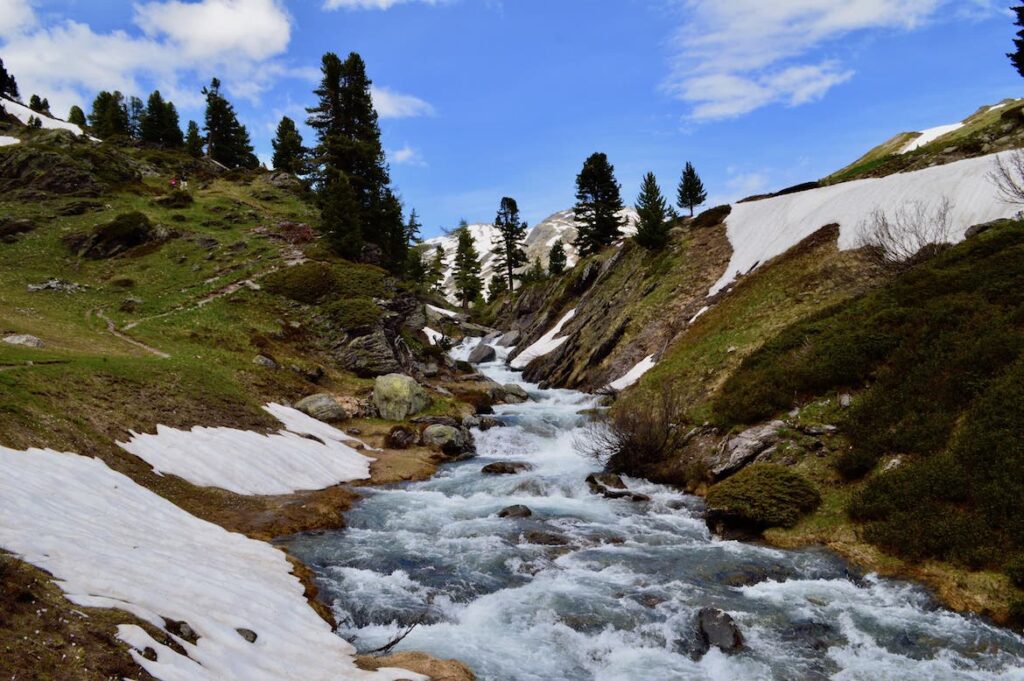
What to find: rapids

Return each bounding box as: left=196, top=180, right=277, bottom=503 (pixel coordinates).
left=283, top=342, right=1024, bottom=680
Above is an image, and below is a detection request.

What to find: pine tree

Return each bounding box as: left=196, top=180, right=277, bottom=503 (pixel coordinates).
left=89, top=91, right=130, bottom=139
left=406, top=243, right=428, bottom=285
left=162, top=102, right=184, bottom=148
left=405, top=209, right=422, bottom=245
left=127, top=96, right=145, bottom=139
left=427, top=244, right=446, bottom=294
left=548, top=238, right=567, bottom=275
left=677, top=162, right=707, bottom=217
left=0, top=59, right=19, bottom=100
left=520, top=258, right=546, bottom=284
left=271, top=116, right=306, bottom=174
left=320, top=170, right=363, bottom=258
left=27, top=115, right=42, bottom=129
left=635, top=172, right=673, bottom=250
left=139, top=91, right=165, bottom=145
left=185, top=120, right=203, bottom=158
left=203, top=78, right=257, bottom=169
left=378, top=189, right=408, bottom=274
left=452, top=223, right=483, bottom=308
left=492, top=196, right=528, bottom=291
left=67, top=105, right=86, bottom=127
left=28, top=95, right=48, bottom=113
left=1010, top=5, right=1024, bottom=78
left=487, top=274, right=508, bottom=301
left=573, top=152, right=626, bottom=257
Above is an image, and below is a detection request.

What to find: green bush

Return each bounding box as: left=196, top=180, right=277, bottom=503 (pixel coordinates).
left=326, top=297, right=381, bottom=332
left=706, top=464, right=821, bottom=529
left=334, top=262, right=388, bottom=299
left=264, top=262, right=337, bottom=304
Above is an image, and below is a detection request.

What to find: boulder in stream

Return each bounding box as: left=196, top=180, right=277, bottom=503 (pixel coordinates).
left=482, top=461, right=534, bottom=475
left=468, top=344, right=497, bottom=364
left=697, top=608, right=744, bottom=653
left=497, top=505, right=533, bottom=518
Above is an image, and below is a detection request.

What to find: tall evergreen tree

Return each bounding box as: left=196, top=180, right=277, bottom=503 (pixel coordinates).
left=548, top=238, right=567, bottom=275
left=452, top=223, right=483, bottom=308
left=677, top=162, right=707, bottom=217
left=378, top=189, right=408, bottom=274
left=0, top=59, right=19, bottom=99
left=127, top=96, right=145, bottom=140
left=139, top=91, right=182, bottom=147
left=635, top=172, right=673, bottom=250
left=28, top=95, right=49, bottom=113
left=67, top=105, right=86, bottom=127
left=185, top=120, right=203, bottom=158
left=162, top=101, right=184, bottom=148
left=320, top=170, right=362, bottom=258
left=573, top=152, right=626, bottom=257
left=492, top=196, right=528, bottom=291
left=427, top=244, right=446, bottom=294
left=271, top=116, right=306, bottom=174
left=487, top=274, right=508, bottom=301
left=405, top=209, right=422, bottom=245
left=89, top=91, right=130, bottom=139
left=406, top=243, right=428, bottom=285
left=203, top=78, right=257, bottom=169
left=1010, top=5, right=1024, bottom=78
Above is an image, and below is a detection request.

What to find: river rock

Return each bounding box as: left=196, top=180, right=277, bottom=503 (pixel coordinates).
left=503, top=384, right=529, bottom=403
left=586, top=472, right=627, bottom=492
left=385, top=425, right=418, bottom=449
left=373, top=374, right=430, bottom=421
left=2, top=334, right=44, bottom=348
left=707, top=421, right=784, bottom=480
left=295, top=394, right=349, bottom=423
left=523, top=530, right=569, bottom=546
left=497, top=505, right=533, bottom=518
left=496, top=330, right=520, bottom=347
left=468, top=344, right=497, bottom=364
left=421, top=424, right=474, bottom=457
left=697, top=608, right=744, bottom=653
left=481, top=461, right=534, bottom=475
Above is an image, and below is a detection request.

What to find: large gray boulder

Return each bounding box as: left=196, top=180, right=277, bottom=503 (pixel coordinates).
left=420, top=424, right=475, bottom=457
left=697, top=608, right=744, bottom=653
left=503, top=384, right=529, bottom=404
left=340, top=331, right=402, bottom=378
left=373, top=374, right=430, bottom=421
left=295, top=394, right=349, bottom=423
left=2, top=334, right=44, bottom=348
left=468, top=344, right=497, bottom=364
left=707, top=421, right=785, bottom=480
left=481, top=461, right=534, bottom=475
left=496, top=330, right=520, bottom=347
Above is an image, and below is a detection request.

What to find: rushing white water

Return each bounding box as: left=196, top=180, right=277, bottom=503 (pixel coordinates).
left=284, top=341, right=1024, bottom=681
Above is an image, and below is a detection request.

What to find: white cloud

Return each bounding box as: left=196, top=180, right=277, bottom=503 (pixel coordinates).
left=323, top=0, right=441, bottom=9
left=0, top=0, right=35, bottom=38
left=371, top=86, right=434, bottom=118
left=391, top=144, right=427, bottom=166
left=665, top=0, right=989, bottom=121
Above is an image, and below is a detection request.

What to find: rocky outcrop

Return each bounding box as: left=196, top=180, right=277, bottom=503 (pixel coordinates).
left=503, top=384, right=529, bottom=404
left=2, top=334, right=44, bottom=348
left=357, top=651, right=476, bottom=681
left=373, top=374, right=430, bottom=421
left=294, top=394, right=348, bottom=423
left=707, top=421, right=785, bottom=480
left=339, top=331, right=403, bottom=378
left=467, top=344, right=497, bottom=364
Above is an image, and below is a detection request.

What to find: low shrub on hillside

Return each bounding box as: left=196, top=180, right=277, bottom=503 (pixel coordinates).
left=326, top=298, right=381, bottom=334
left=335, top=262, right=388, bottom=299
left=706, top=464, right=821, bottom=529
left=691, top=205, right=731, bottom=229
left=264, top=262, right=337, bottom=304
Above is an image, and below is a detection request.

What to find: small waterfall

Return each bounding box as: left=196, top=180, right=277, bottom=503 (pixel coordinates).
left=284, top=339, right=1024, bottom=680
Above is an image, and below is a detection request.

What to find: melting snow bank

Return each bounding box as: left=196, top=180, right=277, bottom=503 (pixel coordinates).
left=510, top=309, right=576, bottom=369
left=0, top=135, right=20, bottom=147
left=423, top=327, right=443, bottom=346
left=900, top=122, right=965, bottom=153
left=0, top=445, right=424, bottom=681
left=712, top=151, right=1022, bottom=296
left=118, top=404, right=374, bottom=495
left=1, top=96, right=89, bottom=136
left=608, top=355, right=657, bottom=391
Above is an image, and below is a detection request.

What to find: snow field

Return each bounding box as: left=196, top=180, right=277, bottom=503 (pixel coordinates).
left=510, top=308, right=576, bottom=369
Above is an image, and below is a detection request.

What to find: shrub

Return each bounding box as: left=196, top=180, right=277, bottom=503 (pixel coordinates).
left=575, top=382, right=689, bottom=475
left=691, top=204, right=731, bottom=230
left=154, top=189, right=194, bottom=209
left=706, top=464, right=821, bottom=529
left=854, top=198, right=955, bottom=272
left=326, top=297, right=381, bottom=333
left=335, top=262, right=388, bottom=299
left=264, top=262, right=337, bottom=304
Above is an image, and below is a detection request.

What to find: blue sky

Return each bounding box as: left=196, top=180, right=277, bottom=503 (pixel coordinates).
left=0, top=0, right=1019, bottom=236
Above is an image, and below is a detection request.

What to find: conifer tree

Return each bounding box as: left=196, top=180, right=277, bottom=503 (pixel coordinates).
left=320, top=170, right=362, bottom=257
left=127, top=96, right=144, bottom=139
left=185, top=120, right=203, bottom=158
left=162, top=101, right=184, bottom=148
left=427, top=244, right=446, bottom=294
left=1010, top=5, right=1024, bottom=78
left=29, top=95, right=49, bottom=113
left=452, top=223, right=483, bottom=308
left=89, top=91, right=130, bottom=139
left=677, top=162, right=707, bottom=217
left=548, top=238, right=567, bottom=275
left=635, top=172, right=673, bottom=250
left=27, top=115, right=41, bottom=129
left=520, top=258, right=546, bottom=284
left=68, top=105, right=86, bottom=127
left=487, top=274, right=508, bottom=301
left=0, top=59, right=19, bottom=100
left=406, top=243, right=428, bottom=285
left=405, top=209, right=422, bottom=245
left=271, top=116, right=306, bottom=174
left=492, top=197, right=528, bottom=291
left=140, top=91, right=172, bottom=146
left=203, top=78, right=257, bottom=169
left=378, top=189, right=408, bottom=274
left=573, top=152, right=626, bottom=257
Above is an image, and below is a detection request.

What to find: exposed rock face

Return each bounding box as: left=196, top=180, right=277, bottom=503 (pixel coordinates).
left=0, top=217, right=35, bottom=243
left=707, top=421, right=785, bottom=480
left=498, top=505, right=533, bottom=518
left=385, top=425, right=418, bottom=449
left=294, top=394, right=348, bottom=423
left=496, top=330, right=520, bottom=347
left=468, top=344, right=497, bottom=364
left=697, top=608, right=744, bottom=653
left=481, top=461, right=534, bottom=475
left=339, top=331, right=403, bottom=378
left=373, top=374, right=430, bottom=421
left=63, top=212, right=159, bottom=259
left=260, top=170, right=303, bottom=193
left=2, top=334, right=44, bottom=348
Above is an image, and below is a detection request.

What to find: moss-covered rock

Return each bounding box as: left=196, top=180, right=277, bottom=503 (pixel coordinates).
left=705, top=464, right=820, bottom=538
left=373, top=374, right=430, bottom=421
left=63, top=212, right=155, bottom=259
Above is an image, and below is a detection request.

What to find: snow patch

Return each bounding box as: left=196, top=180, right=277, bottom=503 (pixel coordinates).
left=510, top=309, right=576, bottom=369
left=0, top=135, right=20, bottom=147
left=2, top=96, right=88, bottom=136
left=900, top=122, right=964, bottom=154
left=607, top=355, right=656, bottom=391
left=423, top=326, right=443, bottom=345
left=712, top=152, right=1021, bottom=296
left=118, top=404, right=374, bottom=495
left=0, top=445, right=423, bottom=681
left=689, top=306, right=710, bottom=324
left=427, top=304, right=458, bottom=318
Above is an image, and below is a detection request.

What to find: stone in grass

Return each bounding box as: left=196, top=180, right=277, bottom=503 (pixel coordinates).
left=252, top=354, right=278, bottom=369
left=295, top=394, right=349, bottom=423
left=386, top=425, right=419, bottom=450
left=2, top=334, right=44, bottom=348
